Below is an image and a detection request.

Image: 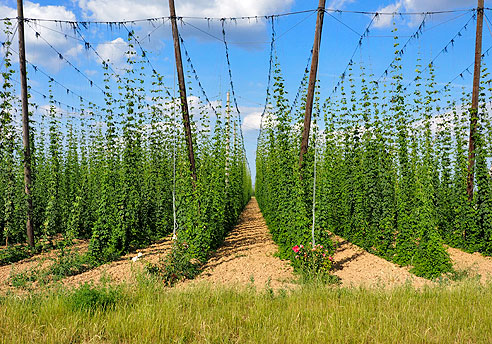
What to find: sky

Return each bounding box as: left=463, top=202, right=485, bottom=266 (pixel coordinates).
left=0, top=0, right=488, bottom=182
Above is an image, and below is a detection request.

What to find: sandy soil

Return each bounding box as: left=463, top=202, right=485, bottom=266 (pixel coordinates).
left=0, top=237, right=171, bottom=293
left=183, top=198, right=297, bottom=291
left=184, top=198, right=429, bottom=290
left=331, top=236, right=429, bottom=288
left=447, top=246, right=492, bottom=283
left=0, top=239, right=89, bottom=287
left=61, top=238, right=172, bottom=288
left=3, top=197, right=492, bottom=294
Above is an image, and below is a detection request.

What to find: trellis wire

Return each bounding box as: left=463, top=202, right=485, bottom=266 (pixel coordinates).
left=375, top=14, right=428, bottom=85
left=0, top=7, right=476, bottom=26
left=221, top=19, right=247, bottom=159
left=311, top=132, right=317, bottom=247
left=258, top=17, right=276, bottom=139
left=404, top=12, right=476, bottom=90
left=328, top=13, right=378, bottom=98
left=178, top=32, right=218, bottom=116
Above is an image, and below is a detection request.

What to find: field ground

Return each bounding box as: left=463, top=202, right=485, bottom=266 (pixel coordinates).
left=2, top=198, right=492, bottom=342
left=2, top=198, right=492, bottom=292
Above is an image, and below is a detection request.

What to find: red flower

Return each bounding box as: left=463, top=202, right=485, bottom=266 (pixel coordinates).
left=292, top=245, right=300, bottom=253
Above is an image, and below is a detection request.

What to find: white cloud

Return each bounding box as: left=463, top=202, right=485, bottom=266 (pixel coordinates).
left=373, top=2, right=402, bottom=29
left=0, top=1, right=83, bottom=71
left=328, top=0, right=355, bottom=10
left=84, top=69, right=98, bottom=76
left=402, top=0, right=475, bottom=12
left=77, top=0, right=294, bottom=44
left=373, top=0, right=476, bottom=28
left=78, top=0, right=293, bottom=21
left=95, top=37, right=130, bottom=69
left=242, top=110, right=262, bottom=131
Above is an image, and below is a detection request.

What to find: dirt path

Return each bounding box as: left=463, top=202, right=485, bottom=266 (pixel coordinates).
left=185, top=197, right=297, bottom=291
left=3, top=198, right=492, bottom=293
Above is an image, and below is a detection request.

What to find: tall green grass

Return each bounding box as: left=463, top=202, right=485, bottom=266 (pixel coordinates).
left=1, top=277, right=491, bottom=343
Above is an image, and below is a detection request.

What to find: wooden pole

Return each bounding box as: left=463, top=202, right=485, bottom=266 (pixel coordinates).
left=169, top=0, right=197, bottom=185
left=299, top=0, right=326, bottom=169
left=467, top=0, right=484, bottom=201
left=17, top=0, right=35, bottom=247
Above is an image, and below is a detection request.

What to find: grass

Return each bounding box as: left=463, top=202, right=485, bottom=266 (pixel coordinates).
left=0, top=276, right=492, bottom=343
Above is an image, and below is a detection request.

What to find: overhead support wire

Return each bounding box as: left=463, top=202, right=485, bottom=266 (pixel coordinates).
left=0, top=7, right=477, bottom=26
left=122, top=23, right=173, bottom=100
left=328, top=12, right=378, bottom=98
left=8, top=48, right=103, bottom=112
left=375, top=14, right=428, bottom=86
left=289, top=49, right=313, bottom=115
left=220, top=19, right=251, bottom=171
left=11, top=78, right=91, bottom=115
left=404, top=11, right=476, bottom=90
left=220, top=21, right=244, bottom=138
left=24, top=20, right=106, bottom=94
left=178, top=32, right=218, bottom=116
left=258, top=17, right=276, bottom=137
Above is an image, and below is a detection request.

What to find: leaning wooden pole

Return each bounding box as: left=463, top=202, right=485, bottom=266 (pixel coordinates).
left=17, top=0, right=35, bottom=247
left=169, top=0, right=197, bottom=185
left=467, top=0, right=484, bottom=201
left=299, top=0, right=326, bottom=169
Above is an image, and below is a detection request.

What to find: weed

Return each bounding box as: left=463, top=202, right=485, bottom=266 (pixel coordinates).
left=67, top=283, right=122, bottom=312
left=145, top=241, right=201, bottom=286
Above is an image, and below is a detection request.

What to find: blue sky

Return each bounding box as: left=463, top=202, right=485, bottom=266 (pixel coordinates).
left=0, top=0, right=488, bottom=181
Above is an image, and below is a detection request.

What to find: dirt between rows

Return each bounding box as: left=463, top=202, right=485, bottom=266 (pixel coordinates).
left=2, top=197, right=492, bottom=293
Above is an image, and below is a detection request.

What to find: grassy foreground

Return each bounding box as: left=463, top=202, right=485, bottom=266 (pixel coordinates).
left=1, top=277, right=491, bottom=343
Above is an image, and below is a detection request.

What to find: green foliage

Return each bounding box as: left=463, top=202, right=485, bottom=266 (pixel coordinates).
left=8, top=248, right=95, bottom=289
left=291, top=243, right=335, bottom=282
left=145, top=240, right=201, bottom=286
left=67, top=283, right=122, bottom=312
left=0, top=245, right=33, bottom=266
left=2, top=279, right=492, bottom=343
left=0, top=30, right=251, bottom=271
left=254, top=33, right=492, bottom=279
left=256, top=59, right=334, bottom=266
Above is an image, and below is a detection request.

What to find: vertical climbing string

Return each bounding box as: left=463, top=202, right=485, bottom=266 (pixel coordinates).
left=311, top=134, right=317, bottom=247
left=172, top=71, right=178, bottom=240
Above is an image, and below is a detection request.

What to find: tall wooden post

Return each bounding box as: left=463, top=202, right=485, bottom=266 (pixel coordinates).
left=299, top=0, right=326, bottom=169
left=467, top=0, right=484, bottom=201
left=17, top=0, right=35, bottom=247
left=169, top=0, right=197, bottom=185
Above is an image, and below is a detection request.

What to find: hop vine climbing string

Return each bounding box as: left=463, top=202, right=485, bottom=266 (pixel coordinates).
left=2, top=3, right=492, bottom=283
left=328, top=12, right=378, bottom=98
left=220, top=19, right=247, bottom=159
left=178, top=32, right=218, bottom=116
left=258, top=17, right=276, bottom=136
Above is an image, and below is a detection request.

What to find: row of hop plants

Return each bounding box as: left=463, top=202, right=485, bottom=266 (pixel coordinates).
left=0, top=23, right=252, bottom=267
left=256, top=30, right=492, bottom=279
left=256, top=55, right=335, bottom=268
